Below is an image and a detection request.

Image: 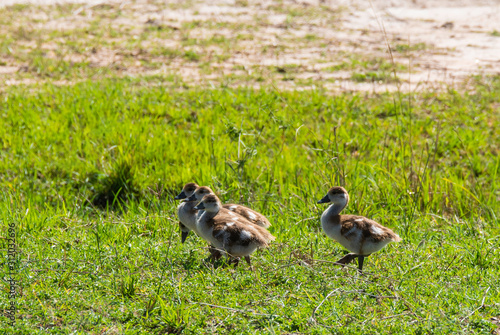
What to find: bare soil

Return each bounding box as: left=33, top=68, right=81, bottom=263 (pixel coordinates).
left=1, top=0, right=499, bottom=92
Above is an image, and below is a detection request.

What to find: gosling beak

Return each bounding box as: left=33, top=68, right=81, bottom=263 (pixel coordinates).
left=317, top=194, right=330, bottom=204
left=175, top=191, right=186, bottom=200
left=194, top=202, right=205, bottom=210
left=187, top=194, right=197, bottom=202
left=181, top=231, right=189, bottom=243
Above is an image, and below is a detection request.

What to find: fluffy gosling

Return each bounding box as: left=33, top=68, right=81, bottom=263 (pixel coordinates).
left=318, top=186, right=401, bottom=272
left=174, top=182, right=200, bottom=243
left=188, top=186, right=271, bottom=228
left=175, top=183, right=271, bottom=243
left=194, top=194, right=275, bottom=268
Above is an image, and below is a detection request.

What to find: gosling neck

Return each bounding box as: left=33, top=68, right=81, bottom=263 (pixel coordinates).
left=326, top=197, right=348, bottom=216
left=183, top=200, right=198, bottom=211
left=203, top=206, right=220, bottom=220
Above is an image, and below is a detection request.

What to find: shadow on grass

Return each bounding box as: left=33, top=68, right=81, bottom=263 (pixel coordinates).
left=90, top=160, right=139, bottom=209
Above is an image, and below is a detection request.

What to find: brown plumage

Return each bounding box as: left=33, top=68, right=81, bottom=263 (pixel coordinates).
left=188, top=186, right=271, bottom=228
left=223, top=204, right=271, bottom=228
left=318, top=186, right=401, bottom=271
left=195, top=194, right=275, bottom=268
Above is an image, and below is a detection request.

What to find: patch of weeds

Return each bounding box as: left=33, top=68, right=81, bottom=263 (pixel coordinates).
left=274, top=64, right=300, bottom=74
left=262, top=44, right=286, bottom=55
left=0, top=36, right=14, bottom=57
left=168, top=0, right=195, bottom=10
left=208, top=34, right=229, bottom=46
left=235, top=33, right=254, bottom=41
left=233, top=64, right=246, bottom=71
left=361, top=57, right=407, bottom=72
left=294, top=77, right=317, bottom=86
left=12, top=26, right=40, bottom=41
left=86, top=20, right=105, bottom=38
left=198, top=61, right=213, bottom=74
left=53, top=3, right=81, bottom=16
left=149, top=46, right=182, bottom=59
left=273, top=64, right=300, bottom=81
left=304, top=33, right=318, bottom=42
left=351, top=71, right=399, bottom=83
left=235, top=0, right=249, bottom=6
left=181, top=20, right=202, bottom=30
left=5, top=3, right=29, bottom=11
left=18, top=52, right=93, bottom=79
left=287, top=7, right=307, bottom=17
left=181, top=36, right=199, bottom=47
left=91, top=160, right=140, bottom=209
left=119, top=275, right=137, bottom=299
left=214, top=53, right=231, bottom=63
left=325, top=55, right=407, bottom=75
left=184, top=50, right=200, bottom=62
left=143, top=21, right=176, bottom=34
left=324, top=61, right=352, bottom=72
left=155, top=302, right=192, bottom=334
left=224, top=120, right=242, bottom=141
left=394, top=42, right=428, bottom=53
left=490, top=30, right=500, bottom=37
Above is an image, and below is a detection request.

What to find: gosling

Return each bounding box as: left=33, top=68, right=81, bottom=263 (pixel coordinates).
left=174, top=182, right=200, bottom=243
left=194, top=194, right=275, bottom=268
left=188, top=186, right=271, bottom=228
left=318, top=186, right=401, bottom=272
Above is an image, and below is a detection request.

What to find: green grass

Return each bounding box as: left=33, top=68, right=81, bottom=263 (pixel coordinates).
left=0, top=76, right=499, bottom=333
left=394, top=42, right=428, bottom=53
left=351, top=71, right=399, bottom=83
left=326, top=55, right=407, bottom=83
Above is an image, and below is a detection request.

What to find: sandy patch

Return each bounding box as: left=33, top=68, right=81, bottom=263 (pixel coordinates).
left=1, top=0, right=499, bottom=91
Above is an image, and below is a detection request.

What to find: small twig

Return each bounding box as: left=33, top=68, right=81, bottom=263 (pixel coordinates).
left=310, top=288, right=340, bottom=322
left=442, top=254, right=458, bottom=273
left=399, top=296, right=422, bottom=321
left=295, top=217, right=316, bottom=224
left=460, top=286, right=491, bottom=322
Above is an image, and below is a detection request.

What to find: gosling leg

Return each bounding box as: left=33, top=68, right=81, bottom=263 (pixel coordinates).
left=244, top=256, right=253, bottom=271
left=335, top=253, right=358, bottom=266
left=357, top=255, right=365, bottom=272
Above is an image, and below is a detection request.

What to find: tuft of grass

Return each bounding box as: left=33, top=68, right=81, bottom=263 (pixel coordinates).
left=304, top=33, right=318, bottom=41
left=351, top=71, right=399, bottom=83
left=91, top=160, right=139, bottom=209
left=184, top=50, right=200, bottom=62
left=394, top=42, right=428, bottom=53
left=119, top=275, right=137, bottom=299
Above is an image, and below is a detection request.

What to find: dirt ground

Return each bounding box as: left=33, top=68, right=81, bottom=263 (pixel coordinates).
left=1, top=0, right=499, bottom=92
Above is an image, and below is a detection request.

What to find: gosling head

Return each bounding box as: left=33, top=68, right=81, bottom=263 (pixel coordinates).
left=175, top=182, right=199, bottom=200
left=187, top=186, right=214, bottom=202
left=194, top=194, right=221, bottom=213
left=317, top=186, right=349, bottom=204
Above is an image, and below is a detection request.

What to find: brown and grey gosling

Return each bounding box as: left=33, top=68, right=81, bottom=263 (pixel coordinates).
left=175, top=183, right=223, bottom=260
left=188, top=186, right=271, bottom=228
left=174, top=182, right=201, bottom=243
left=176, top=184, right=271, bottom=243
left=317, top=186, right=401, bottom=272
left=194, top=194, right=275, bottom=269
